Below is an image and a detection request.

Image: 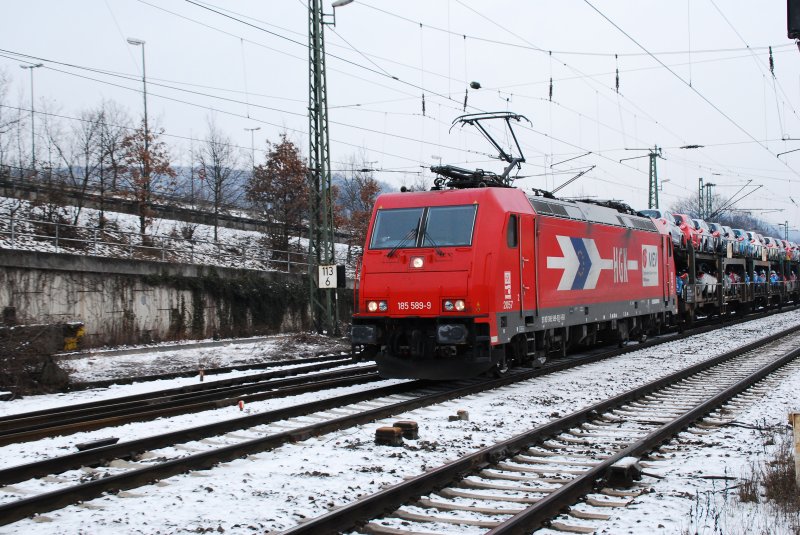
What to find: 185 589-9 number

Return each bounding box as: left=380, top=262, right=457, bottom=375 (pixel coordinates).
left=397, top=301, right=432, bottom=311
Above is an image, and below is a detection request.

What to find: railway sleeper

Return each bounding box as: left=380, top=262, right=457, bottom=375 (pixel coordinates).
left=549, top=520, right=597, bottom=534
left=393, top=508, right=501, bottom=528
left=461, top=477, right=560, bottom=493
left=439, top=487, right=542, bottom=504
left=512, top=454, right=598, bottom=467
left=568, top=508, right=612, bottom=521
left=415, top=497, right=524, bottom=516
left=478, top=470, right=572, bottom=486
left=496, top=461, right=589, bottom=475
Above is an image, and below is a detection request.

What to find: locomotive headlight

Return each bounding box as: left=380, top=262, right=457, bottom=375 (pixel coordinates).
left=443, top=299, right=466, bottom=312
left=367, top=301, right=388, bottom=312
left=410, top=256, right=424, bottom=269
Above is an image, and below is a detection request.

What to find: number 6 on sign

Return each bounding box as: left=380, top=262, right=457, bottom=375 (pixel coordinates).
left=318, top=265, right=337, bottom=289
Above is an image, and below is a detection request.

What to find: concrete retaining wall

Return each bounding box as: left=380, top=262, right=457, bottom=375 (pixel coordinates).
left=0, top=250, right=352, bottom=349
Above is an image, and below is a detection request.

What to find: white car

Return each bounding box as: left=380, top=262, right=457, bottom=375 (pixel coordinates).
left=637, top=209, right=682, bottom=247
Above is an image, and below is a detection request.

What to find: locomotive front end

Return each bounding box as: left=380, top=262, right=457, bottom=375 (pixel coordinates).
left=352, top=193, right=500, bottom=379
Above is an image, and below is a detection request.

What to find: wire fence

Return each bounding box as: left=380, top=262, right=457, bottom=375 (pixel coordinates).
left=0, top=213, right=311, bottom=274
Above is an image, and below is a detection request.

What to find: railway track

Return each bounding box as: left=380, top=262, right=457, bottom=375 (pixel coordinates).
left=67, top=352, right=351, bottom=390
left=0, top=360, right=377, bottom=445
left=276, top=327, right=800, bottom=534
left=3, top=302, right=785, bottom=447
left=0, top=352, right=617, bottom=526
left=0, top=318, right=796, bottom=528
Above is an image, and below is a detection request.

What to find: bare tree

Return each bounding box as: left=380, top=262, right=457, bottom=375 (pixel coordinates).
left=246, top=133, right=308, bottom=258
left=47, top=107, right=105, bottom=225
left=670, top=192, right=774, bottom=234
left=0, top=70, right=21, bottom=174
left=196, top=117, right=245, bottom=241
left=96, top=101, right=131, bottom=226
left=119, top=122, right=176, bottom=235
left=336, top=155, right=381, bottom=258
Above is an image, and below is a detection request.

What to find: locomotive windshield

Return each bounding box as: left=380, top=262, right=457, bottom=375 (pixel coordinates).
left=370, top=205, right=477, bottom=249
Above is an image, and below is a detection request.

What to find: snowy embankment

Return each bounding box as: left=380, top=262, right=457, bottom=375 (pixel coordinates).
left=0, top=196, right=357, bottom=272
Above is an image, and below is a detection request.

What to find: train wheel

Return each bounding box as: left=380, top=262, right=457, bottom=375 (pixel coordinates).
left=493, top=354, right=510, bottom=377
left=616, top=321, right=629, bottom=348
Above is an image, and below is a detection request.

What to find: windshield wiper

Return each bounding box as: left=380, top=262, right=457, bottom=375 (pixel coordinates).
left=387, top=227, right=418, bottom=257
left=423, top=231, right=445, bottom=256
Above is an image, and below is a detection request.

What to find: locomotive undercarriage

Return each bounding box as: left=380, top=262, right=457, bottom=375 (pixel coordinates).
left=498, top=312, right=669, bottom=373
left=351, top=317, right=503, bottom=380
left=353, top=310, right=671, bottom=380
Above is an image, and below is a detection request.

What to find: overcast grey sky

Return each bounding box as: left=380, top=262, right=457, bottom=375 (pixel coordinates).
left=2, top=1, right=799, bottom=229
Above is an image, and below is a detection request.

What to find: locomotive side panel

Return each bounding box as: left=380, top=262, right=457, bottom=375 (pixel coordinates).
left=533, top=215, right=676, bottom=330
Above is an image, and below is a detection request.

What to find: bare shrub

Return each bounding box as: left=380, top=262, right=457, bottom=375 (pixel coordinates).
left=738, top=462, right=760, bottom=504
left=0, top=324, right=74, bottom=394
left=762, top=433, right=800, bottom=513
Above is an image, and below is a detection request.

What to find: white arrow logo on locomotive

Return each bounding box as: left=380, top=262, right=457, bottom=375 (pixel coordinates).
left=546, top=236, right=639, bottom=290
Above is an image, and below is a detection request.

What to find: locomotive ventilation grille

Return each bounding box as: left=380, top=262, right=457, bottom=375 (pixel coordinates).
left=529, top=199, right=570, bottom=217
left=528, top=197, right=657, bottom=232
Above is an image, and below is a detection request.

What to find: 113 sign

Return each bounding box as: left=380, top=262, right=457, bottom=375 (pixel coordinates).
left=318, top=265, right=337, bottom=289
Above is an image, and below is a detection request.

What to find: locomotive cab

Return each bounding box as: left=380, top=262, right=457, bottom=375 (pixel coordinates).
left=351, top=188, right=527, bottom=379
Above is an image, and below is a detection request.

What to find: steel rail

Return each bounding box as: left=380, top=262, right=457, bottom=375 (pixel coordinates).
left=0, top=359, right=361, bottom=431
left=67, top=353, right=350, bottom=390
left=489, top=341, right=800, bottom=533
left=0, top=367, right=379, bottom=445
left=275, top=325, right=799, bottom=535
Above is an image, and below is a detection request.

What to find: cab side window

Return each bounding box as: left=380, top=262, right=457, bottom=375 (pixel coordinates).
left=507, top=214, right=518, bottom=248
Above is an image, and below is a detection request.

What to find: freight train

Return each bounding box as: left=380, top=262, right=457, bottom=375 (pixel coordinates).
left=350, top=113, right=800, bottom=380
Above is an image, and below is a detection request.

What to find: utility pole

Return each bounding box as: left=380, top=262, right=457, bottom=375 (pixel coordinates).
left=698, top=177, right=704, bottom=219
left=647, top=146, right=661, bottom=209
left=19, top=63, right=43, bottom=174
left=308, top=0, right=350, bottom=335
left=244, top=126, right=261, bottom=169
left=705, top=182, right=715, bottom=220
left=619, top=145, right=663, bottom=209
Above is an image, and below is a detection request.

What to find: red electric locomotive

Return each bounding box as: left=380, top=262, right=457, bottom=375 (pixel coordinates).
left=351, top=113, right=678, bottom=379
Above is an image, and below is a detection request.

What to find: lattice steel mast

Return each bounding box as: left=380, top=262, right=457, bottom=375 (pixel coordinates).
left=308, top=0, right=338, bottom=334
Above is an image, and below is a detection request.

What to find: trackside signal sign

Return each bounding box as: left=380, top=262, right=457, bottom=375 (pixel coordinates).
left=319, top=265, right=337, bottom=288
left=318, top=265, right=346, bottom=289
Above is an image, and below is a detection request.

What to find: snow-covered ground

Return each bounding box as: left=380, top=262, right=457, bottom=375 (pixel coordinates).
left=1, top=313, right=799, bottom=534
left=62, top=332, right=351, bottom=383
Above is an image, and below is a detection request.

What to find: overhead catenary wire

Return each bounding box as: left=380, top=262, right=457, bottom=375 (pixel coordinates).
left=5, top=2, right=796, bottom=216
left=177, top=0, right=776, bottom=193
left=582, top=0, right=800, bottom=183
left=159, top=0, right=796, bottom=202
left=356, top=0, right=792, bottom=59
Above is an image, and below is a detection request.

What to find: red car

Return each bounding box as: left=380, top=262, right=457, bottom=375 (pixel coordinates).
left=673, top=213, right=701, bottom=249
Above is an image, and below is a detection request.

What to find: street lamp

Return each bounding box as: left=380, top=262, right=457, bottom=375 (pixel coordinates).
left=126, top=38, right=148, bottom=139
left=244, top=126, right=261, bottom=169
left=19, top=63, right=43, bottom=174
left=127, top=37, right=150, bottom=233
